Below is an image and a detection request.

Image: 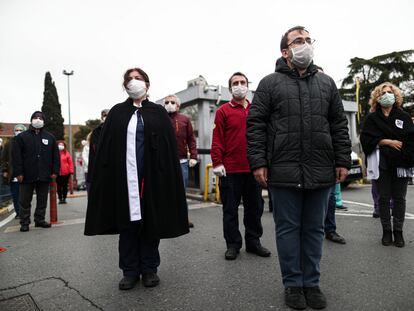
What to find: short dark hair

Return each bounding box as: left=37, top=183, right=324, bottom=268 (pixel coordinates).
left=228, top=72, right=248, bottom=89
left=280, top=26, right=309, bottom=51
left=122, top=67, right=150, bottom=89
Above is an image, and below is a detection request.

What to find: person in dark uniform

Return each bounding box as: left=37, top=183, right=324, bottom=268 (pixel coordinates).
left=12, top=111, right=60, bottom=232
left=84, top=67, right=189, bottom=290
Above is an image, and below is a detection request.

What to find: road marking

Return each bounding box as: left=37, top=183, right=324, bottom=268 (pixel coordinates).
left=0, top=212, right=16, bottom=228
left=4, top=218, right=86, bottom=233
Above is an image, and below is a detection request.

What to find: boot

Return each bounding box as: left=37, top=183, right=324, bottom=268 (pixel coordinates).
left=393, top=231, right=405, bottom=248
left=382, top=230, right=393, bottom=246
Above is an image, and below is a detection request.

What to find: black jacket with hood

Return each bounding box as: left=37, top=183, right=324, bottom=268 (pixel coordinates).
left=247, top=58, right=351, bottom=189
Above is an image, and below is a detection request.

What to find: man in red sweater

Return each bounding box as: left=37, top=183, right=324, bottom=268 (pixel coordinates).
left=211, top=72, right=271, bottom=260
left=164, top=94, right=198, bottom=228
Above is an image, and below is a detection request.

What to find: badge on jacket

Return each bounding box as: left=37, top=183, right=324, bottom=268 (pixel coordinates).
left=42, top=139, right=49, bottom=145
left=395, top=119, right=404, bottom=129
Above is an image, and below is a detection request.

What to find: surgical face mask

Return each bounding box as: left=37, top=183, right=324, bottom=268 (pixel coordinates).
left=126, top=79, right=147, bottom=100
left=14, top=129, right=23, bottom=136
left=231, top=85, right=248, bottom=99
left=378, top=92, right=395, bottom=107
left=58, top=144, right=65, bottom=151
left=290, top=43, right=314, bottom=69
left=31, top=118, right=44, bottom=129
left=164, top=103, right=177, bottom=113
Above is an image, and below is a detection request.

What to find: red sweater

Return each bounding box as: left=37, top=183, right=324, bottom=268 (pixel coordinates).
left=211, top=100, right=251, bottom=173
left=168, top=112, right=197, bottom=160
left=59, top=150, right=74, bottom=176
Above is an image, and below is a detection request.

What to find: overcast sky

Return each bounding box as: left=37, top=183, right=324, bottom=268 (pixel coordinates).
left=1, top=0, right=413, bottom=124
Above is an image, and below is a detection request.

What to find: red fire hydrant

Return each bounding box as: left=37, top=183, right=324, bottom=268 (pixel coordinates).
left=49, top=178, right=58, bottom=224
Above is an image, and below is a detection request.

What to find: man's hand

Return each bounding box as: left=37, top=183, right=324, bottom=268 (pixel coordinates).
left=253, top=167, right=268, bottom=187
left=2, top=172, right=8, bottom=178
left=336, top=167, right=348, bottom=183
left=17, top=175, right=24, bottom=183
left=51, top=174, right=57, bottom=179
left=213, top=165, right=226, bottom=177
left=189, top=159, right=198, bottom=168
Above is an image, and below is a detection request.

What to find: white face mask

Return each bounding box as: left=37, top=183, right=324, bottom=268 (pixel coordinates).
left=231, top=85, right=248, bottom=99
left=58, top=144, right=65, bottom=151
left=290, top=43, right=314, bottom=69
left=126, top=79, right=147, bottom=100
left=31, top=119, right=44, bottom=129
left=164, top=103, right=177, bottom=113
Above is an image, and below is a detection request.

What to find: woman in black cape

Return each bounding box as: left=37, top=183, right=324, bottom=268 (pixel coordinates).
left=84, top=67, right=189, bottom=290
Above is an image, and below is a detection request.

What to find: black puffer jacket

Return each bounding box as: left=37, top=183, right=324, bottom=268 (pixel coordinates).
left=247, top=58, right=351, bottom=189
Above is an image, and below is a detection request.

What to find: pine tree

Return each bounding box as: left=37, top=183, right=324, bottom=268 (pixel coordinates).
left=41, top=72, right=65, bottom=140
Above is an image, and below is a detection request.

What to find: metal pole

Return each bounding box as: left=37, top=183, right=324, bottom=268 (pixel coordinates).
left=63, top=70, right=74, bottom=193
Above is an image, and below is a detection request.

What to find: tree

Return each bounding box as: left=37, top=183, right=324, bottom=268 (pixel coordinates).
left=73, top=119, right=101, bottom=149
left=340, top=50, right=414, bottom=126
left=41, top=72, right=65, bottom=140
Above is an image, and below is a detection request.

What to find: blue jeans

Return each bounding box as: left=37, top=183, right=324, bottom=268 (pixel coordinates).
left=324, top=185, right=336, bottom=233
left=10, top=181, right=20, bottom=215
left=180, top=161, right=189, bottom=189
left=269, top=186, right=330, bottom=287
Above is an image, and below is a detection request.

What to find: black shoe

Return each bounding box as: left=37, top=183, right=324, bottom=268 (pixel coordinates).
left=225, top=248, right=239, bottom=260
left=382, top=230, right=393, bottom=246
left=142, top=273, right=160, bottom=287
left=119, top=276, right=139, bottom=290
left=20, top=224, right=29, bottom=232
left=58, top=199, right=63, bottom=204
left=304, top=286, right=327, bottom=309
left=393, top=231, right=405, bottom=248
left=246, top=245, right=271, bottom=257
left=188, top=221, right=194, bottom=228
left=35, top=221, right=52, bottom=228
left=372, top=212, right=380, bottom=218
left=14, top=214, right=20, bottom=219
left=62, top=199, right=67, bottom=204
left=325, top=232, right=346, bottom=244
left=335, top=205, right=348, bottom=210
left=284, top=287, right=306, bottom=310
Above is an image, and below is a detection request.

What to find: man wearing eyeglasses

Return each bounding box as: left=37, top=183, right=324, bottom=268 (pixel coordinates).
left=247, top=26, right=351, bottom=310
left=163, top=94, right=198, bottom=228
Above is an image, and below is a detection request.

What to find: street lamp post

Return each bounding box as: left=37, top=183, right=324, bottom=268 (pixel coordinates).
left=63, top=70, right=74, bottom=193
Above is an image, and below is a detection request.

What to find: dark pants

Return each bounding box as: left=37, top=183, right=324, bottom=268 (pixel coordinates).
left=377, top=169, right=408, bottom=231
left=371, top=179, right=393, bottom=214
left=219, top=173, right=264, bottom=250
left=324, top=185, right=336, bottom=233
left=10, top=181, right=20, bottom=216
left=119, top=222, right=160, bottom=277
left=19, top=181, right=50, bottom=225
left=269, top=186, right=330, bottom=288
left=56, top=174, right=70, bottom=201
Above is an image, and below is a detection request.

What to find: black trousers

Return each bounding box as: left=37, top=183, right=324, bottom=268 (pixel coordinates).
left=219, top=173, right=264, bottom=250
left=119, top=221, right=160, bottom=277
left=56, top=174, right=70, bottom=200
left=19, top=181, right=49, bottom=225
left=377, top=169, right=409, bottom=231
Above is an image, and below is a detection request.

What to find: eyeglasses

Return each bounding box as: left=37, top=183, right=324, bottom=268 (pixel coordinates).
left=165, top=101, right=176, bottom=105
left=288, top=38, right=315, bottom=46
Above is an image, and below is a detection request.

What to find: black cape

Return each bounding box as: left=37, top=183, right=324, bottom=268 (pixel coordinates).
left=84, top=99, right=189, bottom=239
left=360, top=107, right=414, bottom=168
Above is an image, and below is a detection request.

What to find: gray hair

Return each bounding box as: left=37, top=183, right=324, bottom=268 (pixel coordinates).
left=164, top=94, right=181, bottom=107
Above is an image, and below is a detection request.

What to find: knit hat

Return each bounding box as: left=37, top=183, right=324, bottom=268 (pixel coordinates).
left=30, top=111, right=45, bottom=121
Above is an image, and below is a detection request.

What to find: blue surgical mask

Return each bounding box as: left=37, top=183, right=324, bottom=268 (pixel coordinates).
left=378, top=92, right=395, bottom=107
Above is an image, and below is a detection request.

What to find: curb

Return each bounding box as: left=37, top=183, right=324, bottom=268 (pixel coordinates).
left=0, top=203, right=14, bottom=216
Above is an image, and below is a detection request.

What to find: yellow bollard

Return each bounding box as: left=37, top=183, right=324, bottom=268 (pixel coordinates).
left=204, top=164, right=212, bottom=201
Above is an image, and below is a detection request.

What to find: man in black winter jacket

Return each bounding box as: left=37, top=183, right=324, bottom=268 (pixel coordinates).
left=247, top=26, right=351, bottom=310
left=12, top=111, right=60, bottom=232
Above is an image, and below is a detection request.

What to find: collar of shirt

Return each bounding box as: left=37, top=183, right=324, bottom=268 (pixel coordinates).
left=229, top=99, right=250, bottom=109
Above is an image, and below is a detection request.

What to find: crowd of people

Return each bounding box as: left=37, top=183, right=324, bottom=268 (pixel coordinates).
left=0, top=25, right=413, bottom=310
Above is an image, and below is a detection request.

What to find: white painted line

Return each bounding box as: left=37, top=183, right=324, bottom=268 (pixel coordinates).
left=4, top=218, right=86, bottom=233
left=342, top=200, right=373, bottom=208
left=0, top=212, right=16, bottom=228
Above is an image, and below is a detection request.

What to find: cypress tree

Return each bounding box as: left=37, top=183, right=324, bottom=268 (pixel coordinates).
left=41, top=72, right=65, bottom=140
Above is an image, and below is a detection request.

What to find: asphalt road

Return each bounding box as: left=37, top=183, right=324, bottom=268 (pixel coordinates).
left=1, top=184, right=413, bottom=311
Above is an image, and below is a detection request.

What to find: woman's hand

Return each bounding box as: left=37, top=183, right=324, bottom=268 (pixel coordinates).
left=379, top=139, right=402, bottom=150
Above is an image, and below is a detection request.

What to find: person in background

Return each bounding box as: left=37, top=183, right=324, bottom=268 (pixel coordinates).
left=87, top=109, right=109, bottom=187
left=247, top=26, right=351, bottom=310
left=1, top=124, right=27, bottom=218
left=163, top=94, right=198, bottom=228
left=324, top=183, right=346, bottom=244
left=12, top=111, right=60, bottom=232
left=211, top=71, right=271, bottom=261
left=56, top=140, right=74, bottom=204
left=84, top=67, right=189, bottom=291
left=361, top=82, right=414, bottom=248
left=81, top=135, right=90, bottom=194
